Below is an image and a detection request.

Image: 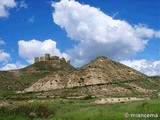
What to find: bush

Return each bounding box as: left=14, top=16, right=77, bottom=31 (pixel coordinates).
left=36, top=104, right=55, bottom=118
left=141, top=101, right=148, bottom=107
left=80, top=77, right=84, bottom=81
left=82, top=95, right=92, bottom=100
left=4, top=104, right=56, bottom=119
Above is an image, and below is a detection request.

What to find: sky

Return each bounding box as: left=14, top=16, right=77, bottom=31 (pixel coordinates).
left=0, top=0, right=160, bottom=76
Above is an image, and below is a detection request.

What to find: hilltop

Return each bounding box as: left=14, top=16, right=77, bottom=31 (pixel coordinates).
left=24, top=56, right=146, bottom=92
left=0, top=55, right=159, bottom=100
left=0, top=55, right=74, bottom=95
left=0, top=55, right=160, bottom=120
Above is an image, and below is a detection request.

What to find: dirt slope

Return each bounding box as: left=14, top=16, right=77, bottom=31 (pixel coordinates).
left=24, top=56, right=146, bottom=92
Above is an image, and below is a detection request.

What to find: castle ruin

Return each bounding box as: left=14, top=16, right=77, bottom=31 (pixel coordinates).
left=34, top=54, right=70, bottom=64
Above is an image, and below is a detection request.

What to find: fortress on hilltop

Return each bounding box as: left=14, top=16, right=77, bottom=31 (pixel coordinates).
left=34, top=53, right=70, bottom=64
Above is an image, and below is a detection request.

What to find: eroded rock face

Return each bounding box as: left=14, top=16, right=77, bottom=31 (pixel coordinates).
left=95, top=97, right=150, bottom=104
left=24, top=56, right=146, bottom=92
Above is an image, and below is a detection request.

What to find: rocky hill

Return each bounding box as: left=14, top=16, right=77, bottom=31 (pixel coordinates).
left=0, top=56, right=160, bottom=99
left=24, top=56, right=146, bottom=92
left=22, top=56, right=75, bottom=71
left=0, top=56, right=74, bottom=95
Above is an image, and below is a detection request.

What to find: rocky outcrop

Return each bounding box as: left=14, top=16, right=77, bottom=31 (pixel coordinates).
left=24, top=56, right=146, bottom=92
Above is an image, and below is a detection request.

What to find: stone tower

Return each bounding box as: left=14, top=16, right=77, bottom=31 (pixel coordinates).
left=45, top=54, right=50, bottom=61
left=35, top=57, right=39, bottom=63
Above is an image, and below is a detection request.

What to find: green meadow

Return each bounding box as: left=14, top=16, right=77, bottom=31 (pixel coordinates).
left=0, top=98, right=159, bottom=120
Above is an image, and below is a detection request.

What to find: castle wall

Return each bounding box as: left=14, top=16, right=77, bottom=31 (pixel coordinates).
left=40, top=57, right=45, bottom=61
left=35, top=57, right=40, bottom=63
left=45, top=54, right=50, bottom=61
left=67, top=60, right=70, bottom=64
left=35, top=54, right=51, bottom=63
left=34, top=54, right=68, bottom=63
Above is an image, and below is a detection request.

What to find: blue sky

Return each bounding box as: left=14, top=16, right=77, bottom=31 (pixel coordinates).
left=0, top=0, right=160, bottom=76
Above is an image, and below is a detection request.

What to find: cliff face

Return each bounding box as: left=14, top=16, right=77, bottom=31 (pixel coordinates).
left=24, top=56, right=146, bottom=92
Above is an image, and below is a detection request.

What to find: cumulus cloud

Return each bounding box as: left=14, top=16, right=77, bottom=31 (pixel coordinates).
left=18, top=39, right=68, bottom=63
left=28, top=16, right=35, bottom=23
left=0, top=62, right=26, bottom=70
left=121, top=60, right=160, bottom=76
left=0, top=40, right=5, bottom=45
left=0, top=0, right=16, bottom=18
left=0, top=39, right=24, bottom=71
left=112, top=12, right=119, bottom=18
left=155, top=31, right=160, bottom=38
left=0, top=50, right=10, bottom=63
left=19, top=0, right=28, bottom=9
left=0, top=40, right=10, bottom=64
left=52, top=0, right=160, bottom=67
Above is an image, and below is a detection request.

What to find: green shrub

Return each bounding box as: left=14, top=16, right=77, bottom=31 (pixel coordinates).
left=0, top=103, right=55, bottom=119
left=141, top=101, right=148, bottom=107
left=82, top=95, right=92, bottom=100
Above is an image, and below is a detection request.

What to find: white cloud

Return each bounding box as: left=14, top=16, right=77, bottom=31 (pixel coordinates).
left=133, top=24, right=155, bottom=39
left=52, top=0, right=160, bottom=67
left=120, top=59, right=160, bottom=76
left=112, top=12, right=119, bottom=18
left=28, top=16, right=35, bottom=23
left=0, top=0, right=16, bottom=18
left=155, top=31, right=160, bottom=38
left=18, top=39, right=68, bottom=63
left=0, top=62, right=26, bottom=70
left=0, top=39, right=25, bottom=71
left=19, top=0, right=28, bottom=9
left=0, top=40, right=5, bottom=45
left=0, top=39, right=10, bottom=65
left=0, top=50, right=10, bottom=63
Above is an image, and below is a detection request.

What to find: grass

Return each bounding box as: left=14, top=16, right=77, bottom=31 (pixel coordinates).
left=0, top=60, right=75, bottom=96
left=1, top=76, right=159, bottom=101
left=52, top=99, right=160, bottom=120
left=0, top=71, right=51, bottom=96
left=0, top=59, right=159, bottom=120
left=133, top=77, right=160, bottom=91
left=0, top=98, right=159, bottom=120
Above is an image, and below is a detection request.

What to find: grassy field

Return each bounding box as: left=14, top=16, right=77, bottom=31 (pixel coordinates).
left=0, top=98, right=159, bottom=120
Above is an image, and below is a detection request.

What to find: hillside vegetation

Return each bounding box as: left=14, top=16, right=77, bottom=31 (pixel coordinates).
left=0, top=98, right=159, bottom=120
left=0, top=59, right=74, bottom=95
left=0, top=56, right=160, bottom=120
left=0, top=56, right=159, bottom=99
